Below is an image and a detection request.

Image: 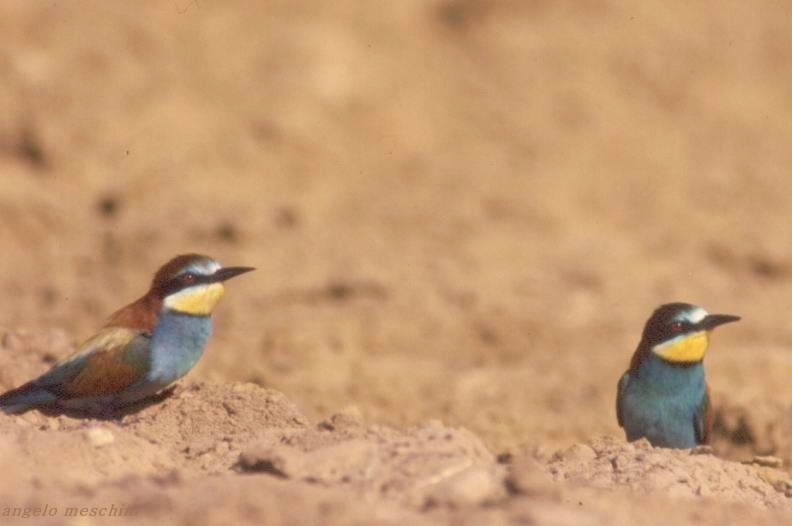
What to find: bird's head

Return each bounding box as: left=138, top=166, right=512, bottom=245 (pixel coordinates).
left=152, top=254, right=254, bottom=316
left=641, top=302, right=740, bottom=364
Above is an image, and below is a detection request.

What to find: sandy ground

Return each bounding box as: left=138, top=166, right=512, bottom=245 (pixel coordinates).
left=1, top=1, right=792, bottom=523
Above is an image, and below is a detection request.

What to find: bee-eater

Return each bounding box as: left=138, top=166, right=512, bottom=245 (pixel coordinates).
left=0, top=254, right=254, bottom=415
left=616, top=303, right=740, bottom=448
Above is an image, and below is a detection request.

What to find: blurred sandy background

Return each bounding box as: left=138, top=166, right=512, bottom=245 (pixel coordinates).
left=1, top=0, right=792, bottom=468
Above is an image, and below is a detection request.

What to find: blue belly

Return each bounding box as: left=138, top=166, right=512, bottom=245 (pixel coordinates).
left=620, top=358, right=705, bottom=448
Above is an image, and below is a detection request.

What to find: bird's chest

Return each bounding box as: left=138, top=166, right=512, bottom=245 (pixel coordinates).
left=149, top=311, right=212, bottom=382
left=622, top=361, right=705, bottom=447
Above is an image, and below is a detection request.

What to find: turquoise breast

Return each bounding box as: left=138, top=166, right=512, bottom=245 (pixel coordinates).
left=148, top=310, right=213, bottom=385
left=620, top=356, right=706, bottom=448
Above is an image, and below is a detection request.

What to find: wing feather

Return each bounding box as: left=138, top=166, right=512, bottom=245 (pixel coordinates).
left=694, top=383, right=713, bottom=445
left=616, top=372, right=631, bottom=428
left=30, top=327, right=151, bottom=399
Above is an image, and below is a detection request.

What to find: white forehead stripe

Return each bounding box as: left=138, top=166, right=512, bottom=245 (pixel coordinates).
left=673, top=306, right=708, bottom=324
left=183, top=259, right=222, bottom=276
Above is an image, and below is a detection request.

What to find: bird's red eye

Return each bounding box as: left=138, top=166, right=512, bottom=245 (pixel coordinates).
left=182, top=273, right=196, bottom=284
left=670, top=322, right=684, bottom=333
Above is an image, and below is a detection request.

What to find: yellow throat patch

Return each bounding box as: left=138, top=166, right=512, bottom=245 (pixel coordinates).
left=164, top=283, right=225, bottom=315
left=652, top=331, right=709, bottom=363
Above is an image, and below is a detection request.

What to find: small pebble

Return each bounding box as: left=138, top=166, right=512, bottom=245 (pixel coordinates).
left=424, top=464, right=506, bottom=507
left=85, top=428, right=115, bottom=448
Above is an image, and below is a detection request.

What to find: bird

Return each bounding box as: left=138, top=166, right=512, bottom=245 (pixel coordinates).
left=0, top=254, right=254, bottom=415
left=616, top=302, right=740, bottom=448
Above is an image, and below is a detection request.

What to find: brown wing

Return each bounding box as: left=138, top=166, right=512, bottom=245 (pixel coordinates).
left=695, top=382, right=713, bottom=445
left=36, top=328, right=151, bottom=399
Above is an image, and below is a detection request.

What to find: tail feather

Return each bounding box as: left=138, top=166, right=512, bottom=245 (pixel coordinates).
left=0, top=382, right=57, bottom=414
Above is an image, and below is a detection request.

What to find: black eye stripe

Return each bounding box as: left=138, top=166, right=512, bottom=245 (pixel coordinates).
left=643, top=316, right=696, bottom=345
left=669, top=320, right=695, bottom=333
left=159, top=271, right=214, bottom=296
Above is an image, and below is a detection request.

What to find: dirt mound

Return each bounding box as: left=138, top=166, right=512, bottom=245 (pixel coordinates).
left=539, top=438, right=790, bottom=507
left=1, top=329, right=791, bottom=524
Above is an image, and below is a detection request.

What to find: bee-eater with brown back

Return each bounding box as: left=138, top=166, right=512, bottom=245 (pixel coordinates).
left=0, top=253, right=254, bottom=415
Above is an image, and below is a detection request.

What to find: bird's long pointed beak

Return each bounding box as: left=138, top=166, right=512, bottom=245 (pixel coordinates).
left=211, top=266, right=255, bottom=282
left=699, top=313, right=741, bottom=330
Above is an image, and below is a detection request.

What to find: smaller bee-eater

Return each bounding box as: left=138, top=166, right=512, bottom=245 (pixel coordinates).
left=0, top=254, right=254, bottom=415
left=616, top=302, right=740, bottom=449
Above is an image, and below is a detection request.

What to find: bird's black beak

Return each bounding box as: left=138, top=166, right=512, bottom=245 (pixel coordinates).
left=698, top=313, right=741, bottom=330
left=211, top=266, right=255, bottom=282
